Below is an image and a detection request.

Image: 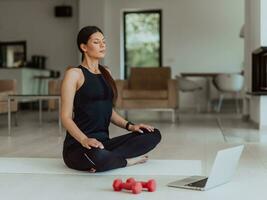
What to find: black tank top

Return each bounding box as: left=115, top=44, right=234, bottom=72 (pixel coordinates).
left=64, top=65, right=113, bottom=147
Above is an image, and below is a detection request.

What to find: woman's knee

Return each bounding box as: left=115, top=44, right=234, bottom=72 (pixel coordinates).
left=140, top=128, right=161, bottom=144
left=86, top=149, right=109, bottom=170
left=151, top=128, right=162, bottom=143
left=86, top=148, right=126, bottom=172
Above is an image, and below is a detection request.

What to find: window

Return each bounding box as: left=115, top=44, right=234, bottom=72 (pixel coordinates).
left=123, top=10, right=162, bottom=78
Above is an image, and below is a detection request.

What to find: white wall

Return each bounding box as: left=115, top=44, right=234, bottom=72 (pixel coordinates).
left=102, top=0, right=244, bottom=79
left=245, top=0, right=267, bottom=129
left=0, top=0, right=78, bottom=77
left=79, top=0, right=105, bottom=30
left=244, top=0, right=267, bottom=92
left=261, top=0, right=267, bottom=46
left=244, top=0, right=261, bottom=92
left=78, top=0, right=106, bottom=63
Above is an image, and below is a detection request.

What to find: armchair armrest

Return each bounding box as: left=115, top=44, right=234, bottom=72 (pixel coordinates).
left=115, top=80, right=129, bottom=90
left=0, top=90, right=15, bottom=101
left=115, top=80, right=129, bottom=108
left=48, top=80, right=62, bottom=111
left=168, top=79, right=178, bottom=108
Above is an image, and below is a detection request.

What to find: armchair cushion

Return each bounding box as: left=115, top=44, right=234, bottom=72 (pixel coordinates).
left=129, top=67, right=171, bottom=90
left=0, top=91, right=15, bottom=101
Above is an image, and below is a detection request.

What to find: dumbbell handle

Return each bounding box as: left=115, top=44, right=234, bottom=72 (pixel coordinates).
left=125, top=178, right=156, bottom=191
left=138, top=181, right=154, bottom=188
left=127, top=178, right=154, bottom=186
left=121, top=182, right=134, bottom=190
left=140, top=180, right=156, bottom=192
left=140, top=181, right=147, bottom=186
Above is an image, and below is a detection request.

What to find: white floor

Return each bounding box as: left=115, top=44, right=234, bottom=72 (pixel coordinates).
left=0, top=110, right=267, bottom=199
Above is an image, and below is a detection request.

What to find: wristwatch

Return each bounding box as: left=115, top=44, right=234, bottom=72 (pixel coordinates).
left=125, top=121, right=134, bottom=131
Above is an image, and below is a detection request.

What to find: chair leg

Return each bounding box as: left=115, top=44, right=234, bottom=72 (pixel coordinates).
left=217, top=94, right=224, bottom=112
left=235, top=92, right=240, bottom=114
left=175, top=108, right=180, bottom=122
left=194, top=90, right=200, bottom=113
left=171, top=110, right=175, bottom=123
left=14, top=112, right=18, bottom=126
left=158, top=111, right=163, bottom=120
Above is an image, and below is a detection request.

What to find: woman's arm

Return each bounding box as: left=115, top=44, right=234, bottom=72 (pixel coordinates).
left=110, top=109, right=129, bottom=130
left=110, top=109, right=154, bottom=133
left=104, top=66, right=154, bottom=133
left=61, top=68, right=103, bottom=149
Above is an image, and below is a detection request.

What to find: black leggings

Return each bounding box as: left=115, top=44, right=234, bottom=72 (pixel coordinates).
left=63, top=128, right=161, bottom=172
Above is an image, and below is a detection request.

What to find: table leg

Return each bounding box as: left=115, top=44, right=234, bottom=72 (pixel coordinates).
left=38, top=79, right=42, bottom=95
left=39, top=99, right=42, bottom=126
left=8, top=97, right=11, bottom=136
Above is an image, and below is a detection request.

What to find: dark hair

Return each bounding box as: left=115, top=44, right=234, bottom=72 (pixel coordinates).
left=77, top=26, right=103, bottom=54
left=77, top=26, right=118, bottom=105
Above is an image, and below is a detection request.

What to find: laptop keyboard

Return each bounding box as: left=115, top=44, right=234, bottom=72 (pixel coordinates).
left=186, top=178, right=208, bottom=188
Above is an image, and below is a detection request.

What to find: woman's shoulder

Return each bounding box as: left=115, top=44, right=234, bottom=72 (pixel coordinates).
left=65, top=65, right=81, bottom=71
left=64, top=66, right=82, bottom=80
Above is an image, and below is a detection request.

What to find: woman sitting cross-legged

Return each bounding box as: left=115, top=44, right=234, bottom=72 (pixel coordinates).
left=61, top=26, right=161, bottom=173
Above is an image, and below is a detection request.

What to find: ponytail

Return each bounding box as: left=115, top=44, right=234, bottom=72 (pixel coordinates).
left=99, top=65, right=118, bottom=106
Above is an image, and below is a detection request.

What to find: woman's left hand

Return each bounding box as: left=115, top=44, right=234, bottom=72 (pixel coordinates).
left=129, top=123, right=155, bottom=133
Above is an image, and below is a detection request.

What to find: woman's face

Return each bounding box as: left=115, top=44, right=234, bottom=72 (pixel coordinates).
left=82, top=32, right=106, bottom=59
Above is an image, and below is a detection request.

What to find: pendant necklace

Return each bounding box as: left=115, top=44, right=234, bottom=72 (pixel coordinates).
left=85, top=61, right=99, bottom=74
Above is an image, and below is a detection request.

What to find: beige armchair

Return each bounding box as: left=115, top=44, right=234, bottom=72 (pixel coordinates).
left=48, top=79, right=62, bottom=111
left=0, top=80, right=18, bottom=126
left=115, top=67, right=178, bottom=122
left=0, top=80, right=18, bottom=114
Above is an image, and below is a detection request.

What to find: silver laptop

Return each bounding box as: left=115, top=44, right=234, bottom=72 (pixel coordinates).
left=167, top=145, right=244, bottom=191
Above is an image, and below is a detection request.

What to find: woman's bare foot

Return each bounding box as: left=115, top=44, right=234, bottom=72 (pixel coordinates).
left=88, top=168, right=96, bottom=173
left=126, top=155, right=149, bottom=166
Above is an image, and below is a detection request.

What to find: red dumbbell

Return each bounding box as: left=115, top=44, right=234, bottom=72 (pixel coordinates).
left=113, top=179, right=142, bottom=194
left=141, top=179, right=156, bottom=192
left=126, top=177, right=156, bottom=192
left=126, top=177, right=136, bottom=184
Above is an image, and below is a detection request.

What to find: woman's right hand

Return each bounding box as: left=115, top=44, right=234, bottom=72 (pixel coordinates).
left=80, top=137, right=104, bottom=149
